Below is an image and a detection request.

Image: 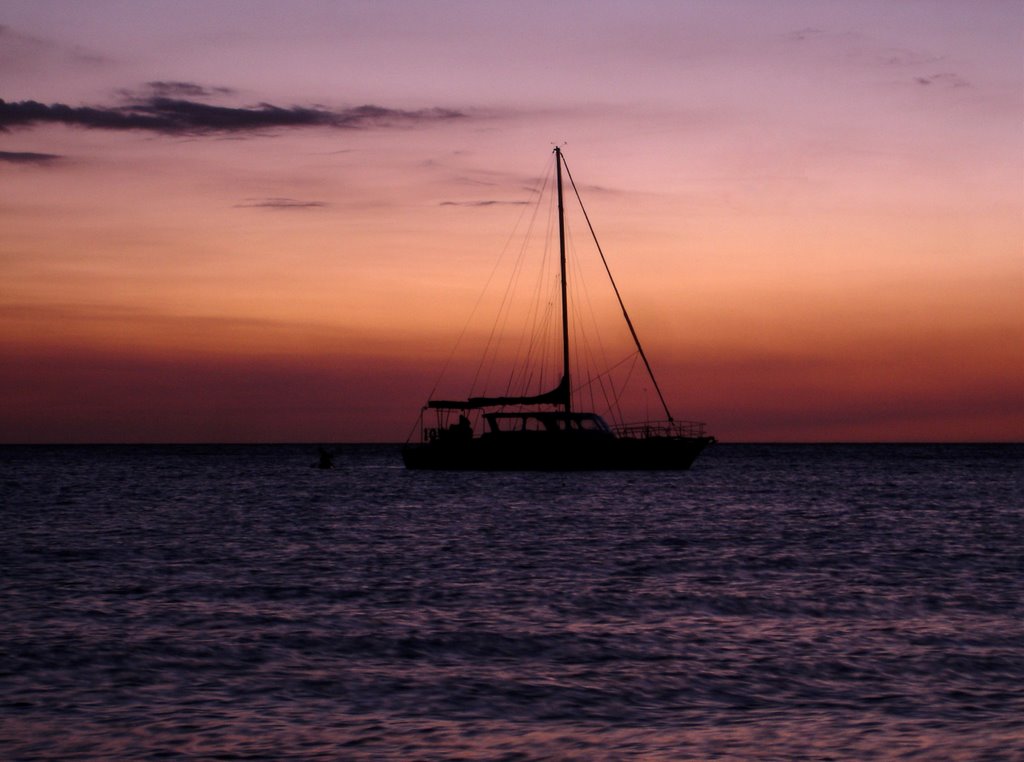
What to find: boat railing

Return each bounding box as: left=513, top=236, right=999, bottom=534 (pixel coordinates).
left=612, top=420, right=709, bottom=439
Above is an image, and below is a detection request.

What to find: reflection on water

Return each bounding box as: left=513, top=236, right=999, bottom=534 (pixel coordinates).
left=1, top=444, right=1022, bottom=759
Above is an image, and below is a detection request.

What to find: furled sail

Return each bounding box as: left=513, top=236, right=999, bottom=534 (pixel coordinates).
left=427, top=376, right=569, bottom=410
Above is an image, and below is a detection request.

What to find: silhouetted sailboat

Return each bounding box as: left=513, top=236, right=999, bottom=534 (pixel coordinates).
left=403, top=147, right=714, bottom=470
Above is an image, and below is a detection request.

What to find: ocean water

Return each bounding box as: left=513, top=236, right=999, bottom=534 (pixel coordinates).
left=1, top=443, right=1021, bottom=760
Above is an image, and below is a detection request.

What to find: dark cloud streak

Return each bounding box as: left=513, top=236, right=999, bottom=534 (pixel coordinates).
left=145, top=81, right=235, bottom=98
left=915, top=72, right=969, bottom=88
left=0, top=95, right=463, bottom=135
left=439, top=200, right=529, bottom=207
left=235, top=197, right=327, bottom=209
left=0, top=150, right=62, bottom=164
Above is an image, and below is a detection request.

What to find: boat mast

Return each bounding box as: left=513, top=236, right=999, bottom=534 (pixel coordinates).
left=555, top=146, right=572, bottom=413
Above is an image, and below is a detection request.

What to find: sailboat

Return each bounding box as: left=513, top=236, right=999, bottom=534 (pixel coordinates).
left=402, top=147, right=714, bottom=470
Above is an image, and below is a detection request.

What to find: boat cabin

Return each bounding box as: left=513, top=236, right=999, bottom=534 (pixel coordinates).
left=482, top=411, right=614, bottom=437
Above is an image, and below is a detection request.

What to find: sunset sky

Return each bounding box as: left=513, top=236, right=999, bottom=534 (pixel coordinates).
left=2, top=0, right=1021, bottom=443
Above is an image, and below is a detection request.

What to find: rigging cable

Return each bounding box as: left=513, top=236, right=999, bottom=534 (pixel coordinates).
left=559, top=153, right=675, bottom=422
left=424, top=160, right=549, bottom=404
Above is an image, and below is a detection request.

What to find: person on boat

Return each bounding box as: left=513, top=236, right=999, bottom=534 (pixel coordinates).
left=443, top=414, right=473, bottom=441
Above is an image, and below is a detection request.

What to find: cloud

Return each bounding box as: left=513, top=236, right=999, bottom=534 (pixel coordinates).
left=0, top=150, right=62, bottom=164
left=785, top=27, right=825, bottom=42
left=0, top=94, right=463, bottom=135
left=0, top=25, right=54, bottom=72
left=439, top=200, right=530, bottom=207
left=0, top=24, right=108, bottom=69
left=915, top=72, right=970, bottom=88
left=235, top=197, right=327, bottom=209
left=144, top=81, right=236, bottom=98
left=783, top=26, right=940, bottom=69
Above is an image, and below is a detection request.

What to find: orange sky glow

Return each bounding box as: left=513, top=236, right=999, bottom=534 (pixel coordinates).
left=1, top=1, right=1021, bottom=442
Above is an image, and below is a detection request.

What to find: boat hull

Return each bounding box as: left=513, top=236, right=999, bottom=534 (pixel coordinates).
left=402, top=434, right=714, bottom=471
